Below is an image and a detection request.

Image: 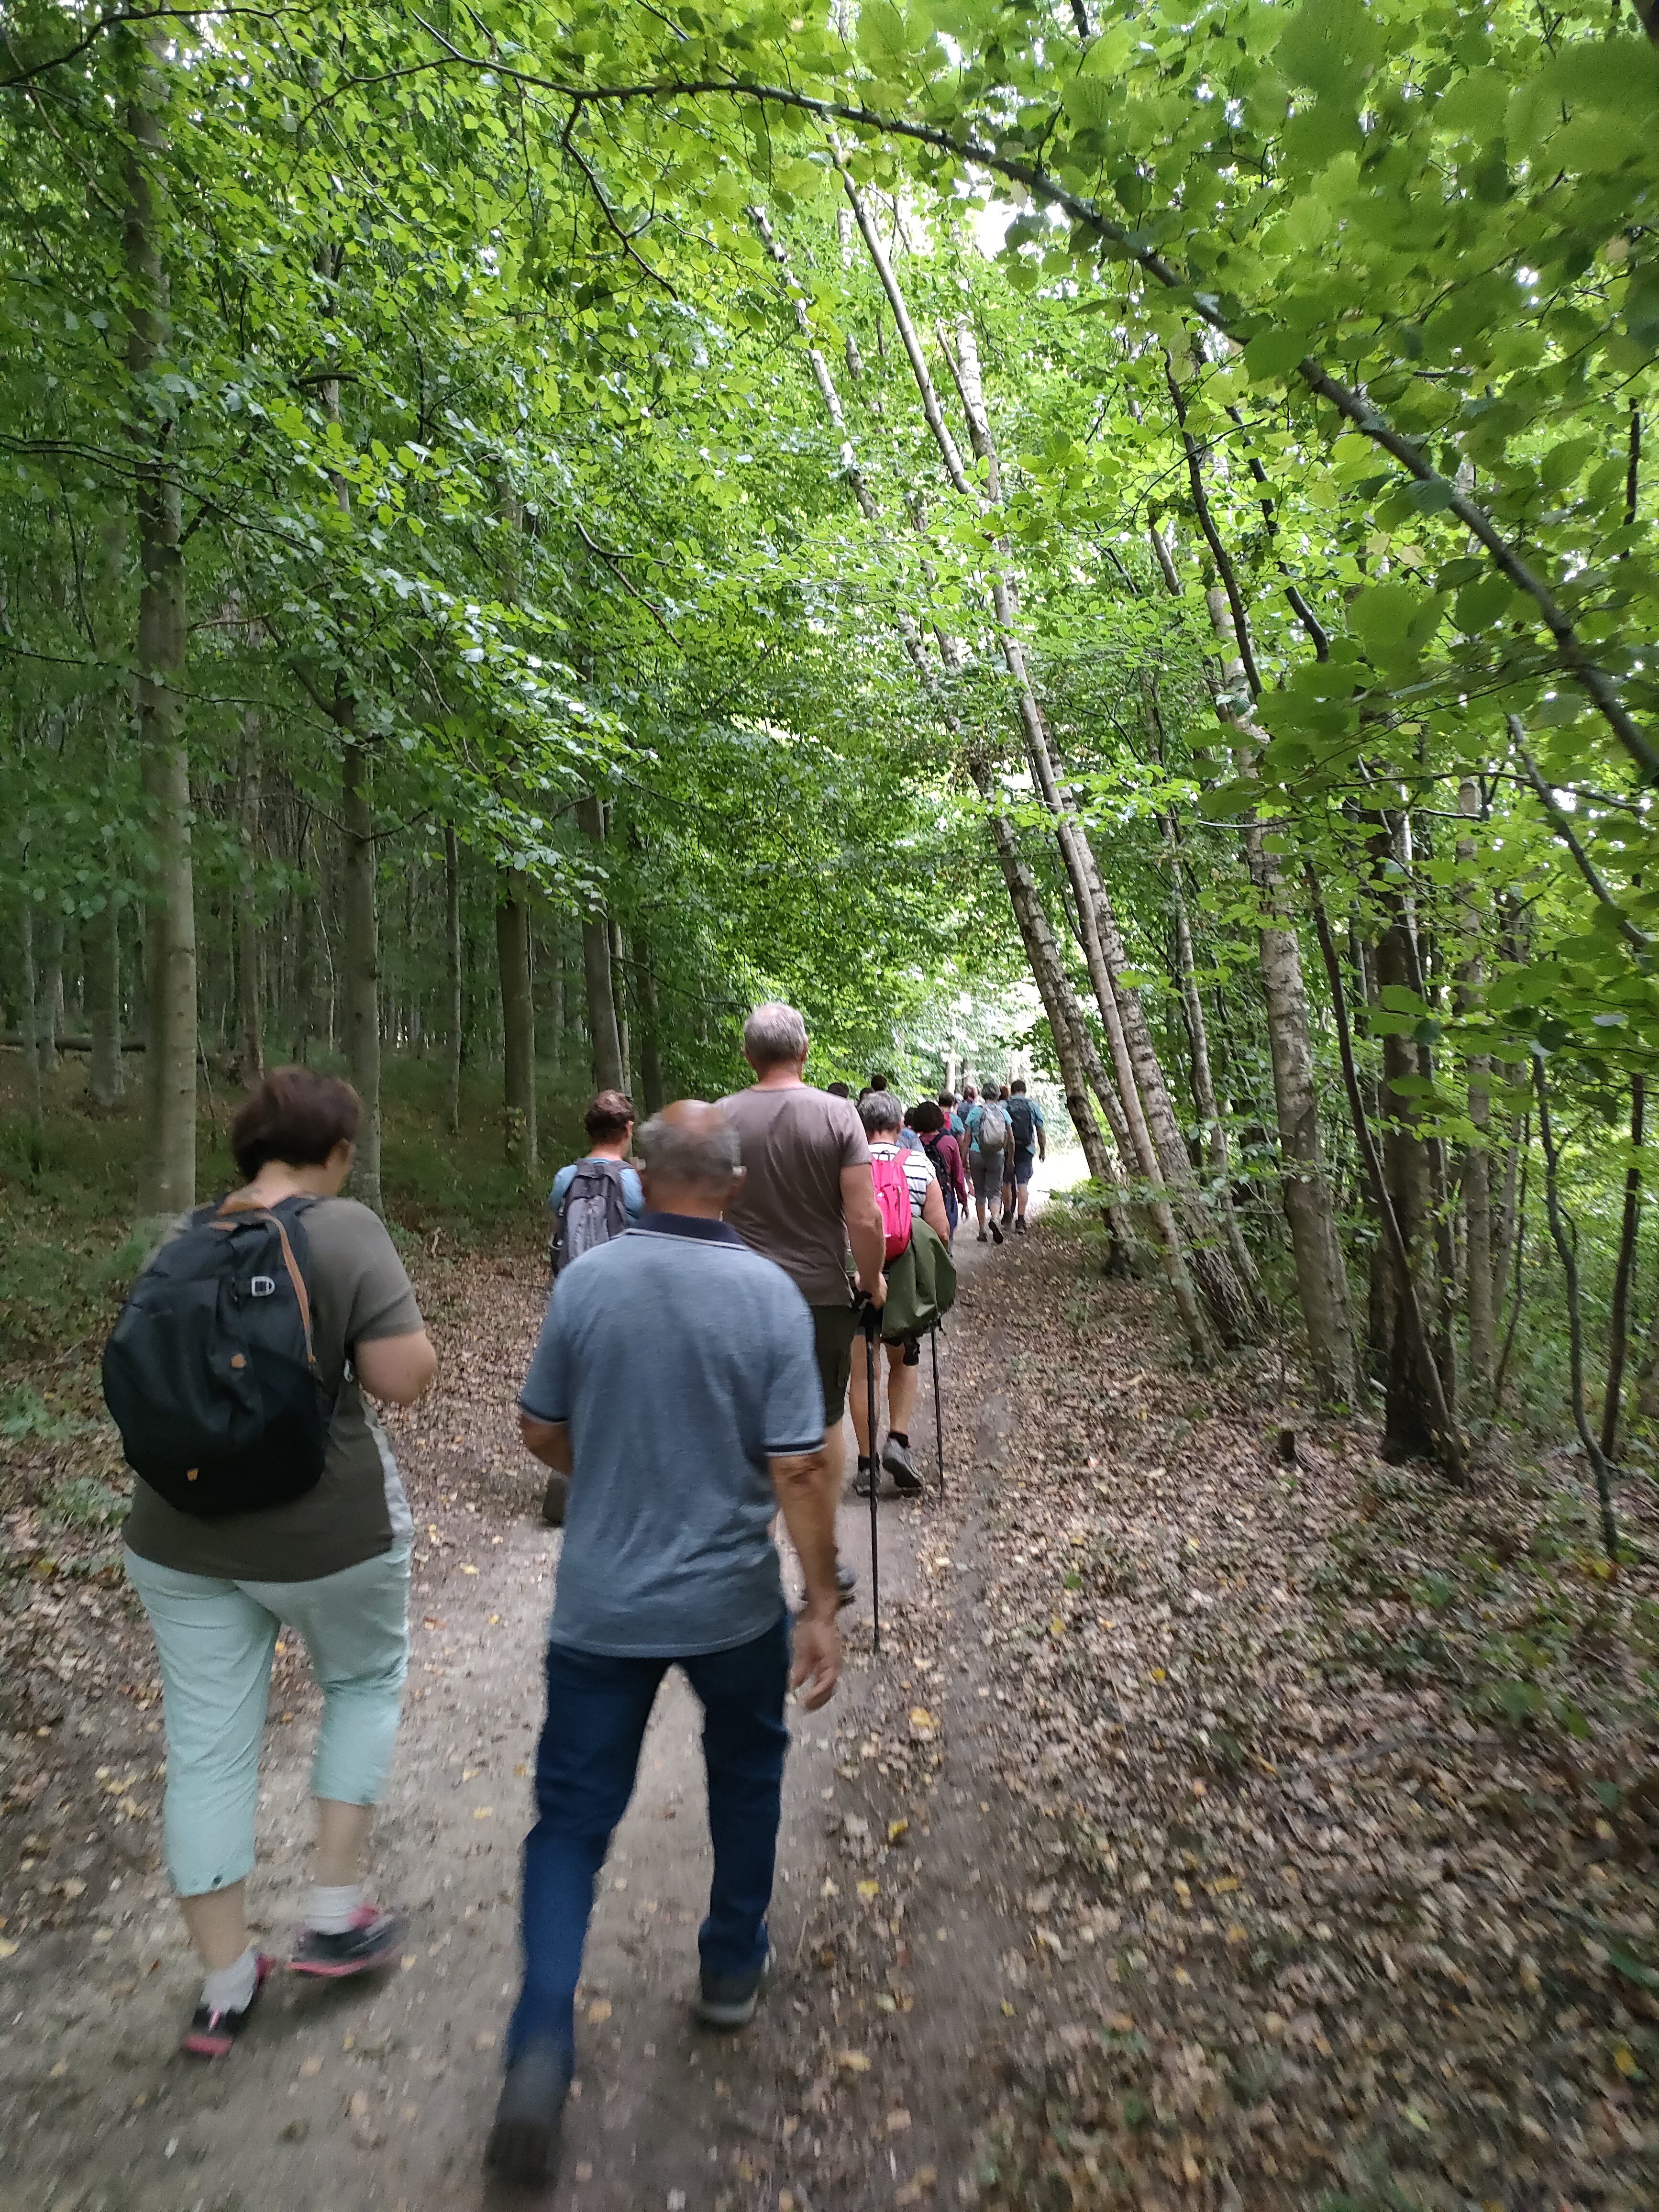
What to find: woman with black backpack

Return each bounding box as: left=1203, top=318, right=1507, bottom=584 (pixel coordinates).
left=912, top=1099, right=968, bottom=1248
left=111, top=1069, right=437, bottom=2059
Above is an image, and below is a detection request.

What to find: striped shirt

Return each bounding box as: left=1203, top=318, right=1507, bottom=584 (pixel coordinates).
left=870, top=1140, right=936, bottom=1219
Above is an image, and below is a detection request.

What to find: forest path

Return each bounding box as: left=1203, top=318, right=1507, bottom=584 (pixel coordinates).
left=5, top=1162, right=1079, bottom=2212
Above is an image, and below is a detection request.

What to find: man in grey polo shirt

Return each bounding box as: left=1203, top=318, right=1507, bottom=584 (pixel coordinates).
left=486, top=1102, right=842, bottom=2190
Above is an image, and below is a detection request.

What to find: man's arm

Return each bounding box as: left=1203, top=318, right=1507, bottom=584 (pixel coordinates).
left=840, top=1162, right=887, bottom=1305
left=520, top=1415, right=572, bottom=1472
left=1037, top=1109, right=1048, bottom=1161
left=769, top=1447, right=841, bottom=1709
left=355, top=1329, right=438, bottom=1405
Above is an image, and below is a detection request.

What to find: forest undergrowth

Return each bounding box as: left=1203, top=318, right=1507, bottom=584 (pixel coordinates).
left=949, top=1207, right=1659, bottom=2212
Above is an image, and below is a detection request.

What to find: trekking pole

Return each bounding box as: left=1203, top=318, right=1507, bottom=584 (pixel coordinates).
left=866, top=1304, right=882, bottom=1656
left=931, top=1323, right=944, bottom=1497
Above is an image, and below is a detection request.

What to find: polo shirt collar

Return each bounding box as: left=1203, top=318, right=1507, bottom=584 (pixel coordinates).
left=634, top=1210, right=744, bottom=1245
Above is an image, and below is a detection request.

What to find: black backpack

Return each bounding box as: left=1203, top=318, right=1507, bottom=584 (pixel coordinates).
left=551, top=1158, right=630, bottom=1276
left=1007, top=1096, right=1038, bottom=1150
left=102, top=1194, right=335, bottom=1519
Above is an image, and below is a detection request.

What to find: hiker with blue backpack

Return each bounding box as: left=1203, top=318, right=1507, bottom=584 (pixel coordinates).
left=541, top=1089, right=642, bottom=1526
left=1003, top=1078, right=1047, bottom=1234
left=106, top=1068, right=437, bottom=2059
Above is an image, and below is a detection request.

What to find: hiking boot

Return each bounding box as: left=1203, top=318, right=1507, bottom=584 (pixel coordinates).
left=976, top=1228, right=988, bottom=1244
left=1014, top=1216, right=1027, bottom=1235
left=179, top=1954, right=274, bottom=2059
left=695, top=1949, right=772, bottom=2029
left=883, top=1437, right=923, bottom=1495
left=485, top=2038, right=573, bottom=2187
left=540, top=1471, right=568, bottom=1528
left=989, top=1218, right=1004, bottom=1245
left=852, top=1462, right=875, bottom=1498
left=835, top=1560, right=858, bottom=1609
left=291, top=1904, right=405, bottom=1979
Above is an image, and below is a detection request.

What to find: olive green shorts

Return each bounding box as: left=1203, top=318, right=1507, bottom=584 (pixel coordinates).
left=810, top=1301, right=861, bottom=1424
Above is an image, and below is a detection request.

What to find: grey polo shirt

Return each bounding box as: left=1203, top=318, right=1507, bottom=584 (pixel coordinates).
left=518, top=1211, right=824, bottom=1657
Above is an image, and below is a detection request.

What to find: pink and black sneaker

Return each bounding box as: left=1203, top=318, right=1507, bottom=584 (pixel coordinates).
left=180, top=1954, right=274, bottom=2059
left=290, top=1904, right=405, bottom=1979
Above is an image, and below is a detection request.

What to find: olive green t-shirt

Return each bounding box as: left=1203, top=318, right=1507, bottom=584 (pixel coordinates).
left=122, top=1197, right=424, bottom=1583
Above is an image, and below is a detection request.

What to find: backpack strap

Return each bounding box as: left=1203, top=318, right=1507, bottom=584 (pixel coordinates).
left=211, top=1194, right=318, bottom=1371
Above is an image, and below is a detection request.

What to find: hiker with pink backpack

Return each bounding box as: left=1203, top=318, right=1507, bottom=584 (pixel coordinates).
left=849, top=1090, right=952, bottom=1496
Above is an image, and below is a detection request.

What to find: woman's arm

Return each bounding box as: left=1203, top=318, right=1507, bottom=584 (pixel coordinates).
left=921, top=1177, right=951, bottom=1243
left=354, top=1329, right=438, bottom=1406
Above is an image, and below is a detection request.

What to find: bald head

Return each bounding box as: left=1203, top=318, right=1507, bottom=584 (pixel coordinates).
left=637, top=1101, right=745, bottom=1218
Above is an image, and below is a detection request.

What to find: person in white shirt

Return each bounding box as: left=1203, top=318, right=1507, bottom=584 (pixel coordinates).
left=849, top=1091, right=950, bottom=1496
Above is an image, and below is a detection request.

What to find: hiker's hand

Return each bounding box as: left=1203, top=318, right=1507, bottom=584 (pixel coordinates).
left=792, top=1611, right=841, bottom=1710
left=854, top=1269, right=888, bottom=1307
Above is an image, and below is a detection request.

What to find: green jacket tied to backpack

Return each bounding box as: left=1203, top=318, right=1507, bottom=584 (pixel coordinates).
left=880, top=1217, right=956, bottom=1345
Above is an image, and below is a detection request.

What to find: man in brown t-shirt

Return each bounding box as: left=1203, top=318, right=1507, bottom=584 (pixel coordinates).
left=721, top=1003, right=885, bottom=1512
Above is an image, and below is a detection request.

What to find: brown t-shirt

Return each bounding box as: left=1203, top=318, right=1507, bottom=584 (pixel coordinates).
left=718, top=1084, right=871, bottom=1307
left=122, top=1197, right=424, bottom=1583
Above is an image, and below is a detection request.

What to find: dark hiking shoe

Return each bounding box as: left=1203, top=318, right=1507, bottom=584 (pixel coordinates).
left=485, top=2038, right=572, bottom=2187
left=1014, top=1216, right=1028, bottom=1235
left=883, top=1437, right=923, bottom=1495
left=989, top=1218, right=1004, bottom=1245
left=852, top=1462, right=875, bottom=1498
left=835, top=1560, right=858, bottom=1609
left=291, top=1904, right=405, bottom=1979
left=180, top=1954, right=273, bottom=2059
left=695, top=1949, right=772, bottom=2029
left=976, top=1228, right=988, bottom=1244
left=540, top=1471, right=568, bottom=1528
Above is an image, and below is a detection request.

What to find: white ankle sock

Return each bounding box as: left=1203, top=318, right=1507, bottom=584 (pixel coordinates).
left=202, top=1946, right=259, bottom=2016
left=307, top=1881, right=366, bottom=1934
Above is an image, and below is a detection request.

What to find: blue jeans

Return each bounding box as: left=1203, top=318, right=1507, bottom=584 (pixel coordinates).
left=508, top=1613, right=791, bottom=2060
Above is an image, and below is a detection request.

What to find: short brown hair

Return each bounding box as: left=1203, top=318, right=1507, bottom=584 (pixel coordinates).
left=584, top=1089, right=635, bottom=1143
left=231, top=1067, right=361, bottom=1180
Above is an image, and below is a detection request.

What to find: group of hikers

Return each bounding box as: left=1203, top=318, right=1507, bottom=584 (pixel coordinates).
left=99, top=1002, right=1046, bottom=2189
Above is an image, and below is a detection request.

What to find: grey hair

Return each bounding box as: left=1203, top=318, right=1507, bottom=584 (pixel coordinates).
left=636, top=1108, right=741, bottom=1190
left=858, top=1090, right=903, bottom=1136
left=742, top=1000, right=808, bottom=1069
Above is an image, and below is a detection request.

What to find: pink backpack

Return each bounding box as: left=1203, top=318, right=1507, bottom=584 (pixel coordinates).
left=871, top=1154, right=914, bottom=1263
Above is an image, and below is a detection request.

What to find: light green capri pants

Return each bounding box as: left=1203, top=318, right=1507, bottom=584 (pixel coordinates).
left=123, top=1543, right=410, bottom=1898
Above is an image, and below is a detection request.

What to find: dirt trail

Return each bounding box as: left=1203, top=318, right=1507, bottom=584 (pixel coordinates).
left=2, top=1177, right=1073, bottom=2212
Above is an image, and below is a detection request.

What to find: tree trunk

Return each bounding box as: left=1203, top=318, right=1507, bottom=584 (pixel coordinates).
left=1373, top=863, right=1453, bottom=1460
left=1455, top=780, right=1495, bottom=1396
left=496, top=870, right=537, bottom=1170
left=634, top=936, right=665, bottom=1116
left=1190, top=553, right=1358, bottom=1397
left=443, top=825, right=463, bottom=1136
left=576, top=796, right=625, bottom=1092
left=341, top=738, right=382, bottom=1210
left=18, top=891, right=44, bottom=1121
left=609, top=918, right=632, bottom=1091
left=236, top=711, right=263, bottom=1087
left=85, top=900, right=124, bottom=1109
left=127, top=44, right=196, bottom=1217
left=40, top=912, right=64, bottom=1075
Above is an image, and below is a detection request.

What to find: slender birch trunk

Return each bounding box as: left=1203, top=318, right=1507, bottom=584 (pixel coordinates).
left=236, top=711, right=264, bottom=1087
left=1195, top=580, right=1359, bottom=1398
left=634, top=936, right=665, bottom=1116
left=341, top=735, right=382, bottom=1209
left=496, top=870, right=536, bottom=1169
left=127, top=39, right=196, bottom=1217
left=1455, top=779, right=1495, bottom=1395
left=443, top=825, right=463, bottom=1136
left=575, top=796, right=625, bottom=1092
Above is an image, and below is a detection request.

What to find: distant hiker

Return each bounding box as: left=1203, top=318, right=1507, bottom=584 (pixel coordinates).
left=1004, top=1078, right=1047, bottom=1233
left=549, top=1089, right=641, bottom=1274
left=850, top=1091, right=951, bottom=1495
left=915, top=1098, right=968, bottom=1248
left=720, top=1002, right=886, bottom=1543
left=898, top=1102, right=927, bottom=1157
left=490, top=1103, right=841, bottom=2188
left=111, top=1067, right=437, bottom=2059
left=542, top=1090, right=642, bottom=1526
left=825, top=1080, right=852, bottom=1099
left=867, top=1072, right=889, bottom=1093
left=938, top=1089, right=965, bottom=1144
left=963, top=1083, right=1013, bottom=1245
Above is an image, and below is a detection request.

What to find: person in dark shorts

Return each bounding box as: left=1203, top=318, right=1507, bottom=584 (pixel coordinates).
left=720, top=1004, right=887, bottom=1594
left=1004, top=1078, right=1047, bottom=1232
